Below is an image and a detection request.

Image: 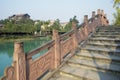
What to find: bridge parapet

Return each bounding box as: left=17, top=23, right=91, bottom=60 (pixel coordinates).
left=1, top=9, right=109, bottom=80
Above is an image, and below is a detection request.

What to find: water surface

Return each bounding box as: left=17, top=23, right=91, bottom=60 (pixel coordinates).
left=0, top=37, right=51, bottom=77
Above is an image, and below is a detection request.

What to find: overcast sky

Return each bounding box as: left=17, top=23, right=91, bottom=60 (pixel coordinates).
left=0, top=0, right=115, bottom=24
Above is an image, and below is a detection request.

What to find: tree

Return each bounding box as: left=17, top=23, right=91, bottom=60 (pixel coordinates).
left=113, top=0, right=120, bottom=25
left=0, top=18, right=35, bottom=33
left=114, top=0, right=120, bottom=7
left=63, top=16, right=79, bottom=32
left=50, top=19, right=61, bottom=31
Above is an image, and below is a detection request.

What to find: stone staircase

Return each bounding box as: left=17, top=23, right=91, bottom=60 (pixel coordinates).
left=48, top=26, right=120, bottom=80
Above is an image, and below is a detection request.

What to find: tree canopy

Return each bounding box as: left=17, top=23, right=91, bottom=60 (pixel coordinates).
left=63, top=16, right=79, bottom=32
left=0, top=18, right=35, bottom=33
left=0, top=15, right=79, bottom=35
left=113, top=0, right=120, bottom=26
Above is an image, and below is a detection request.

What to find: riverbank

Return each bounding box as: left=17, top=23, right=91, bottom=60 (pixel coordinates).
left=0, top=35, right=52, bottom=42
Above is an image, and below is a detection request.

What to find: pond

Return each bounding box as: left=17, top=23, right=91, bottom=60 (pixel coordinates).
left=0, top=37, right=51, bottom=77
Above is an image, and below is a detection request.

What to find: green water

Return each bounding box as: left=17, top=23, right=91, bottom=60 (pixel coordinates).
left=0, top=37, right=51, bottom=77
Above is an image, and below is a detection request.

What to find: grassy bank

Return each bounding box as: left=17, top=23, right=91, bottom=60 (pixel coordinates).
left=0, top=36, right=44, bottom=42
left=0, top=35, right=52, bottom=43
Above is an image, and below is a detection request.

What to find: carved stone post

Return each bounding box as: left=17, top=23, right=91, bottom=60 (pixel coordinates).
left=97, top=9, right=102, bottom=26
left=72, top=21, right=78, bottom=52
left=97, top=9, right=101, bottom=15
left=92, top=11, right=95, bottom=22
left=92, top=11, right=96, bottom=32
left=13, top=42, right=26, bottom=80
left=84, top=15, right=88, bottom=24
left=101, top=10, right=104, bottom=16
left=105, top=16, right=109, bottom=26
left=84, top=15, right=89, bottom=36
left=101, top=10, right=104, bottom=25
left=52, top=30, right=61, bottom=69
left=101, top=10, right=109, bottom=26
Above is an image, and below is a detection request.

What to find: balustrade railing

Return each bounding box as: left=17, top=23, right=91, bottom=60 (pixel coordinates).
left=1, top=9, right=109, bottom=80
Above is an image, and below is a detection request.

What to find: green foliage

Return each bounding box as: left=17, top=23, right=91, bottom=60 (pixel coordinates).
left=0, top=15, right=79, bottom=34
left=50, top=19, right=61, bottom=31
left=113, top=0, right=120, bottom=26
left=63, top=16, right=79, bottom=32
left=114, top=0, right=120, bottom=7
left=34, top=21, right=41, bottom=32
left=113, top=8, right=120, bottom=25
left=0, top=18, right=35, bottom=33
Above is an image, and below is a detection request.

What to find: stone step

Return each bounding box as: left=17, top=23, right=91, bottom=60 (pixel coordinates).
left=93, top=35, right=120, bottom=38
left=89, top=40, right=120, bottom=44
left=99, top=29, right=120, bottom=31
left=90, top=37, right=120, bottom=40
left=78, top=50, right=120, bottom=62
left=98, top=29, right=120, bottom=31
left=97, top=30, right=120, bottom=33
left=87, top=42, right=120, bottom=46
left=98, top=30, right=120, bottom=32
left=99, top=28, right=120, bottom=30
left=80, top=47, right=120, bottom=57
left=60, top=65, right=120, bottom=80
left=89, top=38, right=120, bottom=44
left=67, top=57, right=120, bottom=74
left=90, top=37, right=120, bottom=41
left=84, top=43, right=120, bottom=51
left=98, top=27, right=120, bottom=30
left=96, top=32, right=120, bottom=35
left=49, top=72, right=79, bottom=80
left=98, top=28, right=120, bottom=31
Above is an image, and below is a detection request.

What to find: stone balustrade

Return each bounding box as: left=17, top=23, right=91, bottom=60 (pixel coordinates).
left=1, top=9, right=109, bottom=80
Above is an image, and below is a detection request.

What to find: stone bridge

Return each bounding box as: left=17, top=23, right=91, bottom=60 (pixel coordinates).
left=2, top=9, right=119, bottom=80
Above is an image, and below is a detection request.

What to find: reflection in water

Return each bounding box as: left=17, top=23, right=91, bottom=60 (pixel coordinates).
left=0, top=37, right=51, bottom=77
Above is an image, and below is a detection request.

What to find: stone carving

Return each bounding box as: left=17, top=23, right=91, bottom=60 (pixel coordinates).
left=61, top=38, right=73, bottom=58
left=29, top=51, right=52, bottom=80
left=1, top=66, right=15, bottom=80
left=19, top=56, right=26, bottom=80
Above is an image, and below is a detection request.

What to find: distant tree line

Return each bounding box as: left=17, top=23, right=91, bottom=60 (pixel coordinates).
left=0, top=19, right=35, bottom=33
left=0, top=15, right=79, bottom=36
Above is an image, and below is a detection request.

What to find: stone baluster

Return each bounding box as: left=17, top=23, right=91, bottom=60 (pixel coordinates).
left=97, top=9, right=101, bottom=15
left=72, top=21, right=78, bottom=52
left=92, top=11, right=95, bottom=22
left=101, top=10, right=104, bottom=25
left=13, top=42, right=26, bottom=80
left=84, top=15, right=89, bottom=36
left=97, top=9, right=102, bottom=26
left=52, top=30, right=61, bottom=69
left=84, top=15, right=88, bottom=25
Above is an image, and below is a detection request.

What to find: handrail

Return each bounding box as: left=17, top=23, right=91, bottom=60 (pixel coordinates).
left=60, top=30, right=74, bottom=40
left=77, top=14, right=99, bottom=29
left=27, top=40, right=55, bottom=59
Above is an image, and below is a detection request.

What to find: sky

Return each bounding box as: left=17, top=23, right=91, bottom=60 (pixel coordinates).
left=0, top=0, right=115, bottom=24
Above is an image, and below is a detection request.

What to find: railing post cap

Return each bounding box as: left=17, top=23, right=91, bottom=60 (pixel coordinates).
left=72, top=21, right=77, bottom=27
left=84, top=15, right=88, bottom=18
left=52, top=29, right=59, bottom=39
left=84, top=15, right=88, bottom=20
left=97, top=9, right=101, bottom=15
left=14, top=42, right=23, bottom=48
left=53, top=29, right=58, bottom=34
left=101, top=10, right=104, bottom=15
left=84, top=15, right=88, bottom=23
left=14, top=42, right=24, bottom=53
left=101, top=10, right=104, bottom=12
left=92, top=11, right=95, bottom=15
left=92, top=11, right=95, bottom=17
